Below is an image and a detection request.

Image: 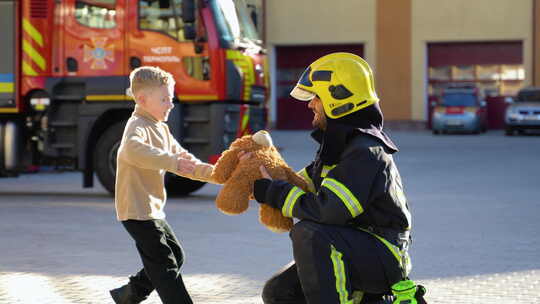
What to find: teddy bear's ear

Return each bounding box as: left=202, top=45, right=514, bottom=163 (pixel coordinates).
left=252, top=130, right=273, bottom=147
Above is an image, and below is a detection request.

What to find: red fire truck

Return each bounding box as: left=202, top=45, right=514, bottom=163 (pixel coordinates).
left=0, top=0, right=269, bottom=195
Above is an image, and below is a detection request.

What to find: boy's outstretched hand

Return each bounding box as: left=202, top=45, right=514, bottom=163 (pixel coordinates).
left=178, top=151, right=195, bottom=160
left=177, top=156, right=197, bottom=175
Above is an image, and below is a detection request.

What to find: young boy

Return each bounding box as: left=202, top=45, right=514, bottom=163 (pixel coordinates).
left=110, top=66, right=214, bottom=304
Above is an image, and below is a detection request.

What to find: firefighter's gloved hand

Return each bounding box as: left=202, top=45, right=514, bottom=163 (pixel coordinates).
left=254, top=164, right=273, bottom=204
left=254, top=178, right=272, bottom=204
left=259, top=165, right=272, bottom=180
left=254, top=165, right=290, bottom=210
left=254, top=179, right=291, bottom=210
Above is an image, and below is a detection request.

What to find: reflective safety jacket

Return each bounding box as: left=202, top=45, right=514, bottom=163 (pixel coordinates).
left=262, top=132, right=413, bottom=271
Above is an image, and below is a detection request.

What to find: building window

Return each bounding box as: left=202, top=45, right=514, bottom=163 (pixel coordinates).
left=429, top=66, right=451, bottom=81
left=477, top=65, right=500, bottom=81
left=501, top=65, right=525, bottom=81
left=75, top=0, right=117, bottom=29
left=453, top=65, right=475, bottom=81
left=139, top=0, right=185, bottom=41
left=429, top=63, right=525, bottom=97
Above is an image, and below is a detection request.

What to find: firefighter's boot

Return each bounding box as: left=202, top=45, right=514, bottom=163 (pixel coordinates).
left=110, top=284, right=147, bottom=304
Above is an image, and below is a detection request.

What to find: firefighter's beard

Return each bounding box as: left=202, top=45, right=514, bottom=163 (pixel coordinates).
left=312, top=109, right=327, bottom=130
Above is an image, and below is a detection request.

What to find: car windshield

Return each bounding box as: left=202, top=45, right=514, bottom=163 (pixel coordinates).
left=212, top=0, right=261, bottom=46
left=517, top=90, right=540, bottom=102
left=442, top=93, right=476, bottom=107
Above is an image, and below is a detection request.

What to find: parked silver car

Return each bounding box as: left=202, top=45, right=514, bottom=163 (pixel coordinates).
left=505, top=87, right=540, bottom=135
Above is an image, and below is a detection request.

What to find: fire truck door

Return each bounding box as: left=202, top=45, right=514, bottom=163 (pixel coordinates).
left=126, top=0, right=216, bottom=100
left=63, top=0, right=127, bottom=81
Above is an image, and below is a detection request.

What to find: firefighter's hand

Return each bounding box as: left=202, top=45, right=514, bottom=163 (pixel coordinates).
left=254, top=178, right=272, bottom=204
left=259, top=165, right=272, bottom=180
left=177, top=157, right=197, bottom=175
left=253, top=166, right=273, bottom=204
left=237, top=152, right=272, bottom=180
left=237, top=150, right=252, bottom=163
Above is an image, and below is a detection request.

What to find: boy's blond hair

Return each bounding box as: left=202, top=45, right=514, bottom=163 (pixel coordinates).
left=127, top=66, right=175, bottom=98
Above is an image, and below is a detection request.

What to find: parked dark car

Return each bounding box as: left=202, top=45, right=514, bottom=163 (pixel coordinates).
left=505, top=87, right=540, bottom=135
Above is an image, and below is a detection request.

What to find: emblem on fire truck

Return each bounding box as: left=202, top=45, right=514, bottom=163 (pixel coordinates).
left=83, top=37, right=115, bottom=70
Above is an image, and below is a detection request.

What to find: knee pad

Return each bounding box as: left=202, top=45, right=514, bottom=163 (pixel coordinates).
left=290, top=221, right=326, bottom=243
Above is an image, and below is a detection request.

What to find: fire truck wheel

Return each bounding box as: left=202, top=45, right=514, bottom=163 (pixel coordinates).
left=94, top=122, right=126, bottom=195
left=4, top=121, right=21, bottom=171
left=165, top=173, right=206, bottom=196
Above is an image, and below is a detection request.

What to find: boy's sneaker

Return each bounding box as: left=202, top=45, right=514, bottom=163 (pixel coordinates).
left=110, top=284, right=147, bottom=304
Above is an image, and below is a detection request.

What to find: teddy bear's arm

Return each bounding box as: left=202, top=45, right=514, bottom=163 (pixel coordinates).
left=210, top=149, right=240, bottom=184
left=284, top=166, right=311, bottom=193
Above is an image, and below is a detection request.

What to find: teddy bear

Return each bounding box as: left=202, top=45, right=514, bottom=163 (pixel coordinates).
left=210, top=130, right=310, bottom=233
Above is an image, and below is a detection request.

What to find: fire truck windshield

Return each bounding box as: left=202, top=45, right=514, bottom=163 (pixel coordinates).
left=212, top=0, right=261, bottom=48
left=139, top=0, right=185, bottom=41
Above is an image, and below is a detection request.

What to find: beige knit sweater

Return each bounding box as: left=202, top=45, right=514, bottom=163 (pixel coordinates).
left=114, top=105, right=214, bottom=221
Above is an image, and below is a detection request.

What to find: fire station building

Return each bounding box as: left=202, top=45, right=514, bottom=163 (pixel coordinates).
left=261, top=0, right=540, bottom=129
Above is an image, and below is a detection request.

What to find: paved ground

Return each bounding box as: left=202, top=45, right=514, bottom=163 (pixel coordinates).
left=1, top=130, right=539, bottom=303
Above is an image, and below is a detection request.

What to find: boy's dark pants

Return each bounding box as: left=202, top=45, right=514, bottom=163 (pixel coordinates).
left=122, top=219, right=193, bottom=304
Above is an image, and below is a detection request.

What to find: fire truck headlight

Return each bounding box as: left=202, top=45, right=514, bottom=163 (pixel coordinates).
left=30, top=97, right=50, bottom=112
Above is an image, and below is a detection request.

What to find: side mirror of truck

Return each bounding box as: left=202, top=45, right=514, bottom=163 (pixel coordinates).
left=182, top=0, right=196, bottom=23
left=504, top=97, right=514, bottom=104
left=480, top=100, right=487, bottom=107
left=430, top=101, right=438, bottom=107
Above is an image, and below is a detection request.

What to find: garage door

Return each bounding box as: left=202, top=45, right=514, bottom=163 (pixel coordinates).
left=428, top=41, right=523, bottom=97
left=275, top=44, right=364, bottom=129
left=427, top=41, right=524, bottom=129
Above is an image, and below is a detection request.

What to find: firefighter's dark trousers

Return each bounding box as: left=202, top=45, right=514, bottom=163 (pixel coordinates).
left=122, top=219, right=193, bottom=304
left=262, top=220, right=403, bottom=304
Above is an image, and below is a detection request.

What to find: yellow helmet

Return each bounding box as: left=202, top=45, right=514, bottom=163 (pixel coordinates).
left=290, top=52, right=379, bottom=119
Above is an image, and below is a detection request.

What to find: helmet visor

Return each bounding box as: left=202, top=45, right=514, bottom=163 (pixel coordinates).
left=297, top=67, right=313, bottom=87
left=290, top=86, right=316, bottom=101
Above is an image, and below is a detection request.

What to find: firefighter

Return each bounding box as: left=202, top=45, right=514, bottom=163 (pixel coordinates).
left=247, top=53, right=426, bottom=304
